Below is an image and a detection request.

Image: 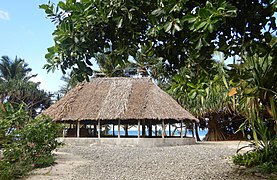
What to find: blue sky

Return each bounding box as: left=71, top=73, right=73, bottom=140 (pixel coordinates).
left=0, top=0, right=65, bottom=92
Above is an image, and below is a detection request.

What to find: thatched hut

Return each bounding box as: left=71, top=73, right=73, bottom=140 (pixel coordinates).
left=43, top=77, right=198, bottom=146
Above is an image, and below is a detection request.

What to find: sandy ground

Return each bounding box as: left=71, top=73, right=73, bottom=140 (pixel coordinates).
left=25, top=141, right=272, bottom=180
left=25, top=151, right=89, bottom=180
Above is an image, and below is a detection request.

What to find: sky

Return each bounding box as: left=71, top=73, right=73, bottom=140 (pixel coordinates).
left=0, top=0, right=66, bottom=93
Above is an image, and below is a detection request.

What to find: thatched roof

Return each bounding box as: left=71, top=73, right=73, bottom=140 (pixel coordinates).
left=43, top=77, right=198, bottom=123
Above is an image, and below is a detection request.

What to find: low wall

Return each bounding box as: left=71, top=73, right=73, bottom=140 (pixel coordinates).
left=57, top=137, right=196, bottom=147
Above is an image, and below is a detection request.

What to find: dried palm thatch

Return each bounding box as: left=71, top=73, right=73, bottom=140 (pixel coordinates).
left=43, top=77, right=198, bottom=123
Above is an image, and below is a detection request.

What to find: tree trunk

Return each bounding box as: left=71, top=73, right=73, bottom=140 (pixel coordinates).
left=205, top=113, right=226, bottom=141
left=195, top=122, right=201, bottom=141
left=1, top=96, right=6, bottom=112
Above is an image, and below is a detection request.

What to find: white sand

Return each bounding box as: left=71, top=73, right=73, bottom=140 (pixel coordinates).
left=26, top=141, right=267, bottom=180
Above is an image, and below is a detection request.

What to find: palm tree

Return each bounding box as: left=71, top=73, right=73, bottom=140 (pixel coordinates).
left=0, top=56, right=52, bottom=116
left=58, top=71, right=79, bottom=96
left=0, top=56, right=35, bottom=106
left=94, top=53, right=127, bottom=77
left=0, top=56, right=36, bottom=81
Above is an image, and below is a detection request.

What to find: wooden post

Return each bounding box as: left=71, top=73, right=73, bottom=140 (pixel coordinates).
left=118, top=119, right=121, bottom=138
left=184, top=126, right=187, bottom=137
left=125, top=124, right=128, bottom=137
left=155, top=125, right=157, bottom=136
left=192, top=121, right=195, bottom=138
left=142, top=119, right=146, bottom=137
left=77, top=121, right=80, bottom=138
left=97, top=120, right=101, bottom=139
left=62, top=128, right=65, bottom=138
left=168, top=123, right=171, bottom=136
left=149, top=120, right=152, bottom=137
left=162, top=119, right=165, bottom=139
left=113, top=124, right=115, bottom=136
left=94, top=124, right=97, bottom=136
left=138, top=120, right=140, bottom=138
left=180, top=120, right=183, bottom=138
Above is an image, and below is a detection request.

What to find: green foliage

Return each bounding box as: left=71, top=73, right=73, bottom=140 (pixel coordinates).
left=0, top=103, right=62, bottom=179
left=0, top=56, right=36, bottom=81
left=230, top=52, right=277, bottom=146
left=233, top=142, right=277, bottom=173
left=168, top=58, right=229, bottom=117
left=0, top=56, right=53, bottom=117
left=40, top=0, right=277, bottom=81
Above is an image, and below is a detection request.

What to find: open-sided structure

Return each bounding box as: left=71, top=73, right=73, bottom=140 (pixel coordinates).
left=43, top=77, right=198, bottom=146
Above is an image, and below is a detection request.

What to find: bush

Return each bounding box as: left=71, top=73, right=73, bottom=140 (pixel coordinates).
left=233, top=142, right=277, bottom=174
left=0, top=103, right=62, bottom=179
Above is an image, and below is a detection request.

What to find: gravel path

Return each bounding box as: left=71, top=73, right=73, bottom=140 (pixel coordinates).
left=27, top=141, right=267, bottom=180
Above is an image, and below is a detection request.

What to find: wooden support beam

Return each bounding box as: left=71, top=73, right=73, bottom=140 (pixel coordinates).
left=97, top=120, right=101, bottom=139
left=138, top=119, right=140, bottom=138
left=77, top=121, right=80, bottom=138
left=180, top=120, right=183, bottom=138
left=142, top=119, right=146, bottom=137
left=125, top=124, right=128, bottom=137
left=192, top=121, right=195, bottom=138
left=118, top=119, right=121, bottom=138
left=149, top=120, right=152, bottom=137
left=168, top=123, right=171, bottom=136
left=162, top=119, right=165, bottom=139
left=62, top=128, right=65, bottom=138
left=113, top=124, right=115, bottom=136
left=184, top=126, right=187, bottom=137
left=155, top=125, right=157, bottom=137
left=94, top=124, right=97, bottom=136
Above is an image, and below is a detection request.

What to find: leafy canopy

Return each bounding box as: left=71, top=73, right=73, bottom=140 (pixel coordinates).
left=40, top=0, right=277, bottom=81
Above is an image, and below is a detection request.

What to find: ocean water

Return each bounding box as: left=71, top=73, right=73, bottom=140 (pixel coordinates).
left=108, top=128, right=208, bottom=140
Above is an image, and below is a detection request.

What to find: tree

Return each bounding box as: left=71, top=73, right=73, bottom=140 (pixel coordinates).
left=40, top=0, right=276, bottom=80
left=58, top=71, right=79, bottom=95
left=0, top=56, right=52, bottom=116
left=94, top=53, right=128, bottom=77
left=0, top=56, right=36, bottom=81
left=168, top=56, right=233, bottom=141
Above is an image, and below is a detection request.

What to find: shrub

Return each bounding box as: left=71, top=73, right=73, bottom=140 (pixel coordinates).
left=0, top=103, right=62, bottom=179
left=233, top=141, right=277, bottom=174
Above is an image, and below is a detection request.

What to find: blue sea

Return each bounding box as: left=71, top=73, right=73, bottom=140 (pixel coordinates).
left=108, top=128, right=208, bottom=140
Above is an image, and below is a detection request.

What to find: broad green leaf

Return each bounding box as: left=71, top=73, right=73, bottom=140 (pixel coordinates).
left=190, top=91, right=197, bottom=99
left=164, top=21, right=173, bottom=32
left=198, top=8, right=210, bottom=19
left=174, top=23, right=182, bottom=31
left=39, top=4, right=49, bottom=10
left=193, top=21, right=207, bottom=31
left=187, top=82, right=196, bottom=88
left=151, top=8, right=163, bottom=16
left=196, top=38, right=202, bottom=49
left=117, top=17, right=123, bottom=28
left=182, top=15, right=197, bottom=23
left=58, top=1, right=66, bottom=9
left=128, top=12, right=132, bottom=21
left=208, top=23, right=214, bottom=33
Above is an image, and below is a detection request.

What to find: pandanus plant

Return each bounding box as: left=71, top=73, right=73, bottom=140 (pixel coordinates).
left=229, top=51, right=277, bottom=148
